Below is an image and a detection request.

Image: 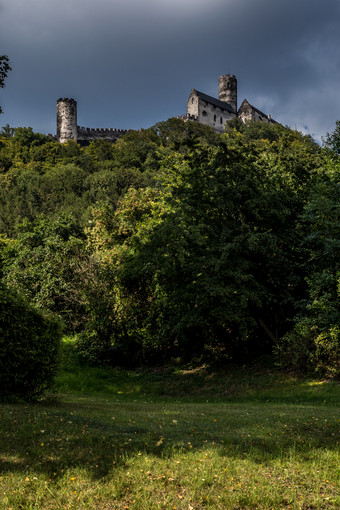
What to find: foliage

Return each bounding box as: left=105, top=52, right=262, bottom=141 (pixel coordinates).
left=0, top=124, right=15, bottom=138
left=1, top=216, right=89, bottom=331
left=87, top=126, right=320, bottom=363
left=0, top=55, right=11, bottom=114
left=322, top=120, right=340, bottom=155
left=155, top=116, right=223, bottom=150
left=1, top=118, right=340, bottom=374
left=108, top=128, right=161, bottom=171
left=276, top=166, right=340, bottom=376
left=0, top=282, right=62, bottom=400
left=0, top=133, right=151, bottom=234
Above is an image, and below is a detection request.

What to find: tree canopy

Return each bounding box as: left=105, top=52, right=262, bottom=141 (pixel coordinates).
left=1, top=118, right=339, bottom=377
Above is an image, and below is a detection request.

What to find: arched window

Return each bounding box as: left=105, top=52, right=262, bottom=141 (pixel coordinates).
left=202, top=110, right=207, bottom=117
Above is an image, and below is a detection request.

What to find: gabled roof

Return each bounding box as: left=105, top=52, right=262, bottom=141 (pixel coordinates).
left=238, top=99, right=277, bottom=123
left=191, top=89, right=235, bottom=113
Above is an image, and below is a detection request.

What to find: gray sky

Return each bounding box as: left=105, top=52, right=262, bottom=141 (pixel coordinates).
left=1, top=0, right=340, bottom=142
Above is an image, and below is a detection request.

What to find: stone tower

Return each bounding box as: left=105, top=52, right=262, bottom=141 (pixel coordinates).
left=218, top=74, right=237, bottom=113
left=57, top=98, right=78, bottom=143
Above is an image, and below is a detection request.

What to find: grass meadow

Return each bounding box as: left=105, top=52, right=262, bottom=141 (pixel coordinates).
left=0, top=343, right=339, bottom=509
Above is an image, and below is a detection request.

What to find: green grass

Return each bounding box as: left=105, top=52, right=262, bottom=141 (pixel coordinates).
left=0, top=349, right=339, bottom=509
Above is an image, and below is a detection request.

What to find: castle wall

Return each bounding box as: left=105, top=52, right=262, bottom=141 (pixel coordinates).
left=186, top=75, right=277, bottom=132
left=252, top=110, right=273, bottom=123
left=187, top=90, right=236, bottom=133
left=238, top=99, right=276, bottom=124
left=176, top=114, right=199, bottom=122
left=56, top=98, right=128, bottom=144
left=197, top=97, right=236, bottom=133
left=237, top=100, right=253, bottom=123
left=77, top=126, right=128, bottom=145
left=187, top=90, right=199, bottom=118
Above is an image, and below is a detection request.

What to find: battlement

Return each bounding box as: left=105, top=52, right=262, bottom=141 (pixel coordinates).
left=78, top=126, right=128, bottom=134
left=56, top=98, right=128, bottom=144
left=77, top=126, right=129, bottom=145
left=57, top=98, right=77, bottom=105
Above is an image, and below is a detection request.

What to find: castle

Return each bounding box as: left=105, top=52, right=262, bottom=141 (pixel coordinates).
left=182, top=74, right=276, bottom=133
left=56, top=98, right=128, bottom=145
left=56, top=74, right=276, bottom=143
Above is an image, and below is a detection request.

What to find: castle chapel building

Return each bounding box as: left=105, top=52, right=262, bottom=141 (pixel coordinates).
left=56, top=74, right=276, bottom=143
left=183, top=74, right=276, bottom=133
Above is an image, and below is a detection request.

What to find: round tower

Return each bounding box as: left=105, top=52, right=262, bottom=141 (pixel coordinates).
left=218, top=74, right=237, bottom=113
left=57, top=98, right=78, bottom=143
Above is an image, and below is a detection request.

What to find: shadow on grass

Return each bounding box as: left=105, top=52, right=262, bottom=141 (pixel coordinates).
left=0, top=393, right=339, bottom=481
left=55, top=363, right=340, bottom=405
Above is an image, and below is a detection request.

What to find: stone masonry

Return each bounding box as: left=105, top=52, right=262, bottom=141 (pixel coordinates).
left=184, top=74, right=276, bottom=133
left=56, top=98, right=128, bottom=145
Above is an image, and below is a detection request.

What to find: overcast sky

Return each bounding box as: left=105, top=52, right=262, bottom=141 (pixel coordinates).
left=1, top=0, right=340, bottom=142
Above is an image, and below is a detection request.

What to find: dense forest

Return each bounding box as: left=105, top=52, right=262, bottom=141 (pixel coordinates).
left=1, top=117, right=340, bottom=398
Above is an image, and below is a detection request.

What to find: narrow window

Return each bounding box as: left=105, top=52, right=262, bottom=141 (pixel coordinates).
left=220, top=117, right=223, bottom=124
left=214, top=114, right=216, bottom=122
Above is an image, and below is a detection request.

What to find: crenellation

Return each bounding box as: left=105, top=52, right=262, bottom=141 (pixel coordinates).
left=56, top=100, right=130, bottom=145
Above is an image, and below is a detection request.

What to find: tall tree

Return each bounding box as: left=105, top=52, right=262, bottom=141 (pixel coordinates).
left=323, top=120, right=340, bottom=155
left=87, top=128, right=317, bottom=363
left=0, top=55, right=11, bottom=114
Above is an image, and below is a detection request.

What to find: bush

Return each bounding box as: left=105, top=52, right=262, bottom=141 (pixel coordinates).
left=275, top=319, right=340, bottom=378
left=313, top=326, right=340, bottom=377
left=0, top=283, right=62, bottom=400
left=274, top=319, right=315, bottom=373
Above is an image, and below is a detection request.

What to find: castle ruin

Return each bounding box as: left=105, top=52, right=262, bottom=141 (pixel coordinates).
left=56, top=74, right=276, bottom=143
left=181, top=74, right=276, bottom=133
left=56, top=98, right=128, bottom=145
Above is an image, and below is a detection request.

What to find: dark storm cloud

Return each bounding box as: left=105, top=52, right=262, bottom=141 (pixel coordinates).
left=1, top=0, right=340, bottom=140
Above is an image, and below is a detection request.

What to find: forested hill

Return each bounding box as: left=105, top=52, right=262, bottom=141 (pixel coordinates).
left=1, top=118, right=339, bottom=383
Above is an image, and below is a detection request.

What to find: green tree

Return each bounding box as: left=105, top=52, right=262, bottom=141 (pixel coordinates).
left=276, top=162, right=340, bottom=376
left=87, top=127, right=317, bottom=363
left=2, top=216, right=90, bottom=331
left=0, top=55, right=11, bottom=114
left=322, top=120, right=340, bottom=155
left=0, top=282, right=62, bottom=400
left=0, top=124, right=15, bottom=138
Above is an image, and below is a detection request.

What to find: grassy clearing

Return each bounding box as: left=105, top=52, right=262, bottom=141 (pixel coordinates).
left=0, top=350, right=339, bottom=509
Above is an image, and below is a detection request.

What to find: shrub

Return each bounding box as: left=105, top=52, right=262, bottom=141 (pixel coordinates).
left=0, top=283, right=62, bottom=400
left=312, top=326, right=340, bottom=377
left=275, top=319, right=340, bottom=378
